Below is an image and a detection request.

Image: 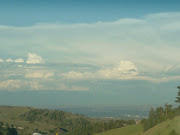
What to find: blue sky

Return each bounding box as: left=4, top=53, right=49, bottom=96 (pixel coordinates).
left=0, top=0, right=180, bottom=106
left=1, top=0, right=180, bottom=26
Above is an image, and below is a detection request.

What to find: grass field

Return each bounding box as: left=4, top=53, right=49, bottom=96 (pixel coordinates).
left=0, top=105, right=97, bottom=135
left=94, top=124, right=143, bottom=135
left=0, top=106, right=56, bottom=135
left=142, top=116, right=180, bottom=135
left=1, top=105, right=180, bottom=135
left=94, top=116, right=180, bottom=135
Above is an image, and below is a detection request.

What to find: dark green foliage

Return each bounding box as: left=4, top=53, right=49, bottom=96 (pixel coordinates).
left=142, top=105, right=175, bottom=132
left=169, top=129, right=179, bottom=135
left=0, top=122, right=18, bottom=135
left=175, top=86, right=180, bottom=103
left=142, top=86, right=180, bottom=132
left=0, top=122, right=3, bottom=128
left=19, top=108, right=135, bottom=135
left=5, top=124, right=9, bottom=129
left=6, top=128, right=18, bottom=135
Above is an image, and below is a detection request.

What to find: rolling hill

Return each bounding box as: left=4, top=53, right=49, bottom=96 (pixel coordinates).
left=0, top=105, right=136, bottom=135
left=95, top=116, right=180, bottom=135
left=94, top=124, right=143, bottom=135
left=0, top=105, right=97, bottom=135
left=142, top=116, right=180, bottom=135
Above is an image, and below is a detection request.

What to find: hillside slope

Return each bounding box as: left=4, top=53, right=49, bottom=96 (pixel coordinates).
left=0, top=105, right=96, bottom=135
left=94, top=124, right=143, bottom=135
left=95, top=116, right=180, bottom=135
left=142, top=116, right=180, bottom=135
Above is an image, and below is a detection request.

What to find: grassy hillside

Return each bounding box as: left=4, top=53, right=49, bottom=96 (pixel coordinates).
left=142, top=116, right=180, bottom=135
left=0, top=105, right=136, bottom=135
left=94, top=124, right=143, bottom=135
left=95, top=116, right=180, bottom=135
left=0, top=105, right=97, bottom=135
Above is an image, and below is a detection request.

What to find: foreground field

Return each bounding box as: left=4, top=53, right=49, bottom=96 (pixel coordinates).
left=95, top=116, right=180, bottom=135
left=94, top=124, right=143, bottom=135
left=142, top=116, right=180, bottom=135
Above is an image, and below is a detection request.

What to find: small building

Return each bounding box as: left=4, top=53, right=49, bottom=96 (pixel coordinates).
left=32, top=133, right=41, bottom=135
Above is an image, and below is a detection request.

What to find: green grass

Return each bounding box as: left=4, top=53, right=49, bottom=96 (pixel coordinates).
left=142, top=116, right=180, bottom=135
left=0, top=106, right=56, bottom=135
left=94, top=124, right=143, bottom=135
left=0, top=105, right=97, bottom=135
left=95, top=116, right=180, bottom=135
left=1, top=105, right=180, bottom=135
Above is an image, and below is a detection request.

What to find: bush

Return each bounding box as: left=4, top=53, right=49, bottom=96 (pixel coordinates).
left=169, top=129, right=179, bottom=135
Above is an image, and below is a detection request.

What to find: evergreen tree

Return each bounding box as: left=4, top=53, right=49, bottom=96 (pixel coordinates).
left=175, top=86, right=180, bottom=104
left=0, top=122, right=3, bottom=128
left=149, top=108, right=156, bottom=128
left=6, top=128, right=18, bottom=135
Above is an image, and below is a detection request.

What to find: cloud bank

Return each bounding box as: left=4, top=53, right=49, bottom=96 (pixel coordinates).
left=1, top=12, right=180, bottom=91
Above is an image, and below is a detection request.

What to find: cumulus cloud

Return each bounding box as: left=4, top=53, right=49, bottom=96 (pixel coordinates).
left=14, top=58, right=24, bottom=63
left=61, top=61, right=138, bottom=80
left=25, top=81, right=43, bottom=90
left=0, top=58, right=3, bottom=62
left=61, top=71, right=95, bottom=80
left=26, top=53, right=45, bottom=64
left=1, top=12, right=180, bottom=69
left=5, top=58, right=14, bottom=62
left=98, top=61, right=138, bottom=79
left=25, top=71, right=54, bottom=79
left=60, top=61, right=180, bottom=83
left=17, top=65, right=23, bottom=68
left=56, top=83, right=89, bottom=91
left=0, top=80, right=43, bottom=91
left=0, top=79, right=87, bottom=91
left=1, top=12, right=180, bottom=92
left=0, top=80, right=22, bottom=90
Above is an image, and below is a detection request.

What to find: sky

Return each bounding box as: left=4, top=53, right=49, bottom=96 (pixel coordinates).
left=0, top=0, right=180, bottom=106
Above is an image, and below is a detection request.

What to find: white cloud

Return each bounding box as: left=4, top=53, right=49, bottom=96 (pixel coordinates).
left=56, top=83, right=88, bottom=91
left=60, top=61, right=180, bottom=83
left=26, top=53, right=45, bottom=64
left=25, top=71, right=54, bottom=79
left=14, top=58, right=24, bottom=63
left=98, top=61, right=138, bottom=79
left=61, top=71, right=95, bottom=80
left=17, top=65, right=23, bottom=68
left=0, top=80, right=22, bottom=90
left=0, top=80, right=43, bottom=91
left=5, top=58, right=14, bottom=62
left=133, top=75, right=180, bottom=83
left=0, top=79, right=87, bottom=91
left=61, top=61, right=138, bottom=80
left=1, top=12, right=180, bottom=85
left=25, top=81, right=43, bottom=90
left=0, top=58, right=3, bottom=62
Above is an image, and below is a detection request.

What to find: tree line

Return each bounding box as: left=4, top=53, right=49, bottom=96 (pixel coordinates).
left=141, top=85, right=180, bottom=134
left=18, top=108, right=135, bottom=135
left=0, top=122, right=18, bottom=135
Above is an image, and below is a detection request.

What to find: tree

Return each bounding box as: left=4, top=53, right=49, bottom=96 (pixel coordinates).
left=155, top=107, right=165, bottom=122
left=0, top=122, right=3, bottom=128
left=6, top=128, right=18, bottom=135
left=5, top=123, right=9, bottom=129
left=149, top=108, right=156, bottom=128
left=165, top=104, right=172, bottom=117
left=175, top=86, right=180, bottom=104
left=0, top=130, right=3, bottom=135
